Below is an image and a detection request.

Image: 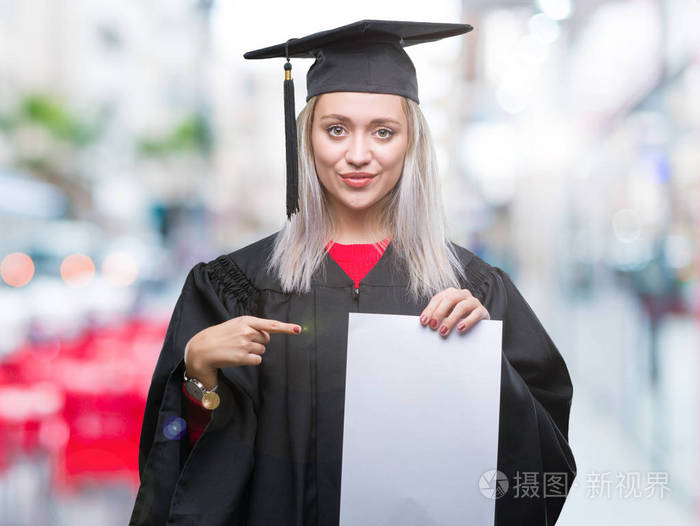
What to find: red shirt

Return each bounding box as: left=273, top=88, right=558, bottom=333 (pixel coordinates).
left=183, top=238, right=391, bottom=447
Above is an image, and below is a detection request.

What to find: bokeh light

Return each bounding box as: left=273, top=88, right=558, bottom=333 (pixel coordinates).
left=612, top=208, right=643, bottom=243
left=162, top=416, right=187, bottom=441
left=102, top=251, right=139, bottom=287
left=1, top=252, right=35, bottom=287
left=60, top=254, right=96, bottom=287
left=536, top=0, right=572, bottom=21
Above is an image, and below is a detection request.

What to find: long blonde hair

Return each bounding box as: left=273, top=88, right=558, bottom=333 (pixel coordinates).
left=266, top=94, right=467, bottom=303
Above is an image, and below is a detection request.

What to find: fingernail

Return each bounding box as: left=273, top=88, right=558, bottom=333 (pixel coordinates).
left=294, top=326, right=301, bottom=334
left=429, top=319, right=437, bottom=329
left=420, top=315, right=427, bottom=324
left=457, top=323, right=465, bottom=331
left=439, top=325, right=448, bottom=335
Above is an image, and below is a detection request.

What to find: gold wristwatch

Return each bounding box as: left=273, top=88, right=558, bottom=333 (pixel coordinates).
left=183, top=370, right=220, bottom=410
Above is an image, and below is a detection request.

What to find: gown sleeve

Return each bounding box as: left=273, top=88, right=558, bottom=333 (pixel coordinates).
left=129, top=257, right=261, bottom=526
left=465, top=260, right=577, bottom=526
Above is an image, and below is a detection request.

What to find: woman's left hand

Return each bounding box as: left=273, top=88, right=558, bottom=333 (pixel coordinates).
left=419, top=287, right=490, bottom=337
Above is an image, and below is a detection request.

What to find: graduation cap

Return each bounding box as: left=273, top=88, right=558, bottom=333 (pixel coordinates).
left=243, top=19, right=474, bottom=220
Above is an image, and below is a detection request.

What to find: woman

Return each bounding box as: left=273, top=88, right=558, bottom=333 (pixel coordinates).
left=130, top=20, right=576, bottom=526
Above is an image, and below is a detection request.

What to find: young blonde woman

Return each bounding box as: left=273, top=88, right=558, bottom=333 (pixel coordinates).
left=130, top=20, right=576, bottom=526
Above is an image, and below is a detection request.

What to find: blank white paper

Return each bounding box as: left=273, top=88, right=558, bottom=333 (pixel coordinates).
left=339, top=313, right=503, bottom=526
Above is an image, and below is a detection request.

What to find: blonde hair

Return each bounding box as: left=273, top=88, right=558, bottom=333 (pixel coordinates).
left=266, top=94, right=467, bottom=303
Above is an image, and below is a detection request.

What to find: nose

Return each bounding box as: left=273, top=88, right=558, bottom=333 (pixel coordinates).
left=344, top=134, right=372, bottom=167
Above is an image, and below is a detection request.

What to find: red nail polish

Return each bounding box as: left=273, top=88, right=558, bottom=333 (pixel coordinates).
left=429, top=319, right=437, bottom=329
left=457, top=323, right=465, bottom=331
left=420, top=315, right=427, bottom=324
left=439, top=325, right=448, bottom=335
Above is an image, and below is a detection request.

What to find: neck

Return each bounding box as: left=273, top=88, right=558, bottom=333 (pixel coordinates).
left=329, top=203, right=391, bottom=244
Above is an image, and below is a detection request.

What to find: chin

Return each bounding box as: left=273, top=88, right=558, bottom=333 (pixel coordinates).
left=337, top=197, right=377, bottom=212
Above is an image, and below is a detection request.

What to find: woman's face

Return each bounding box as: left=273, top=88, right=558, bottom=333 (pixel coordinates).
left=311, top=92, right=408, bottom=216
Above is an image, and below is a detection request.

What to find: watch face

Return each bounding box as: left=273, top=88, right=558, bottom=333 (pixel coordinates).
left=185, top=379, right=204, bottom=400
left=202, top=391, right=220, bottom=410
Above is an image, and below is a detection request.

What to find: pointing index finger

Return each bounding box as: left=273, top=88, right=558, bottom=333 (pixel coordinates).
left=249, top=317, right=302, bottom=335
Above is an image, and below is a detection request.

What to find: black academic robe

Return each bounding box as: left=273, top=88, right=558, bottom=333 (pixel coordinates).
left=129, top=231, right=576, bottom=526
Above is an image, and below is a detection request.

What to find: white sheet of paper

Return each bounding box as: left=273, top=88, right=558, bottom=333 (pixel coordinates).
left=339, top=313, right=503, bottom=526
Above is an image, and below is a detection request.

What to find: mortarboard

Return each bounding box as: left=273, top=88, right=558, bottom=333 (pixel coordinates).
left=243, top=19, right=473, bottom=220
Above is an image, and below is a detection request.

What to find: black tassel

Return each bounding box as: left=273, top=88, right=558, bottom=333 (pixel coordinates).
left=283, top=60, right=299, bottom=220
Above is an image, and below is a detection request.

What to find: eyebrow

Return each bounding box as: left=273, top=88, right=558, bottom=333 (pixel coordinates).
left=319, top=113, right=402, bottom=126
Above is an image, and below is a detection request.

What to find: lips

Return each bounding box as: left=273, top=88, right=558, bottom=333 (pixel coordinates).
left=340, top=172, right=377, bottom=179
left=340, top=173, right=376, bottom=188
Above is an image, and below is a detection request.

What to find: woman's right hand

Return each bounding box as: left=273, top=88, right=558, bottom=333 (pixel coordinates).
left=184, top=316, right=302, bottom=390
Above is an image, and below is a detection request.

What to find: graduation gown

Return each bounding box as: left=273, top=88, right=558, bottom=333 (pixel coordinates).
left=129, top=231, right=576, bottom=526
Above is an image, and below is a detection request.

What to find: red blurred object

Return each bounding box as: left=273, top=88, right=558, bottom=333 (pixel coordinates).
left=53, top=390, right=145, bottom=491
left=0, top=317, right=168, bottom=492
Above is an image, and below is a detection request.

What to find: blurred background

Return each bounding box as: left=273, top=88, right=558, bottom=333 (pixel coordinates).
left=0, top=0, right=698, bottom=524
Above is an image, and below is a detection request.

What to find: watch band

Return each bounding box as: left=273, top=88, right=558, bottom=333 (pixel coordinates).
left=183, top=370, right=221, bottom=410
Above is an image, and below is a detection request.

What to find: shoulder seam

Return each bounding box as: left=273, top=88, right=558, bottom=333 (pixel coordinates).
left=463, top=254, right=495, bottom=302
left=206, top=254, right=260, bottom=311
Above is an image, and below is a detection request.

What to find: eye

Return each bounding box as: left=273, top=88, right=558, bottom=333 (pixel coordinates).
left=376, top=128, right=394, bottom=139
left=327, top=125, right=346, bottom=137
